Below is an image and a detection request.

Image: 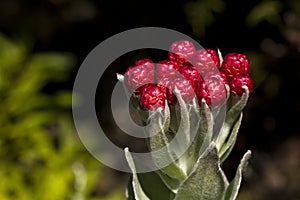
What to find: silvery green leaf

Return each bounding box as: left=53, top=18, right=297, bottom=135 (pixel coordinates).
left=148, top=105, right=186, bottom=180
left=125, top=148, right=150, bottom=200
left=129, top=95, right=149, bottom=124
left=157, top=170, right=181, bottom=192
left=225, top=151, right=251, bottom=200
left=225, top=84, right=230, bottom=102
left=169, top=105, right=180, bottom=133
left=137, top=171, right=175, bottom=200
left=179, top=99, right=214, bottom=175
left=217, top=49, right=224, bottom=64
left=183, top=99, right=201, bottom=160
left=219, top=113, right=243, bottom=163
left=226, top=87, right=249, bottom=123
left=126, top=176, right=135, bottom=200
left=174, top=143, right=228, bottom=200
left=216, top=87, right=249, bottom=151
left=116, top=73, right=124, bottom=82
left=197, top=99, right=214, bottom=157
left=172, top=87, right=190, bottom=155
left=168, top=90, right=202, bottom=176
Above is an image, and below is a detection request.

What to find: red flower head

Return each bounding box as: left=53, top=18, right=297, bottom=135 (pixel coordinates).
left=156, top=60, right=180, bottom=80
left=197, top=74, right=227, bottom=107
left=206, top=49, right=220, bottom=68
left=179, top=65, right=203, bottom=84
left=135, top=58, right=155, bottom=71
left=139, top=84, right=166, bottom=110
left=125, top=58, right=155, bottom=94
left=204, top=71, right=228, bottom=86
left=192, top=48, right=220, bottom=75
left=168, top=40, right=196, bottom=64
left=221, top=53, right=250, bottom=79
left=158, top=77, right=177, bottom=105
left=229, top=75, right=253, bottom=96
left=172, top=77, right=197, bottom=102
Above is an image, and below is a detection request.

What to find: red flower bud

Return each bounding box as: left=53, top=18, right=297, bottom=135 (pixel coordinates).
left=192, top=48, right=220, bottom=75
left=221, top=53, right=250, bottom=79
left=172, top=77, right=197, bottom=102
left=197, top=75, right=227, bottom=107
left=158, top=77, right=177, bottom=105
left=139, top=84, right=166, bottom=110
left=204, top=71, right=228, bottom=86
left=125, top=59, right=155, bottom=94
left=179, top=65, right=203, bottom=84
left=135, top=58, right=155, bottom=71
left=229, top=75, right=253, bottom=96
left=156, top=60, right=180, bottom=80
left=168, top=40, right=196, bottom=64
left=206, top=49, right=221, bottom=68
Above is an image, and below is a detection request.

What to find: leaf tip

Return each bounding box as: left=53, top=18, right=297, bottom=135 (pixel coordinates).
left=116, top=73, right=124, bottom=82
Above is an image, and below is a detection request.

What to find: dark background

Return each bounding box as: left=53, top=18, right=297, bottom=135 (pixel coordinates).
left=1, top=0, right=300, bottom=199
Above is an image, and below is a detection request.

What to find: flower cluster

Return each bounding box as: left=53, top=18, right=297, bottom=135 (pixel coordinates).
left=124, top=40, right=253, bottom=110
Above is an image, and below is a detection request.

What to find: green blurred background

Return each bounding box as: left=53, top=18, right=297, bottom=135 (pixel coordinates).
left=1, top=0, right=300, bottom=199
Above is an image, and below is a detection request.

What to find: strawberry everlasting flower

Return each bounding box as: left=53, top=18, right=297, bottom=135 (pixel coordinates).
left=192, top=48, right=220, bottom=75
left=135, top=58, right=155, bottom=71
left=229, top=75, right=253, bottom=96
left=158, top=77, right=177, bottom=105
left=206, top=49, right=220, bottom=68
left=179, top=65, right=202, bottom=83
left=219, top=71, right=229, bottom=85
left=204, top=71, right=228, bottom=86
left=172, top=77, right=197, bottom=102
left=123, top=41, right=253, bottom=111
left=168, top=40, right=196, bottom=64
left=139, top=84, right=165, bottom=110
left=221, top=53, right=250, bottom=79
left=125, top=59, right=155, bottom=94
left=197, top=75, right=227, bottom=107
left=156, top=60, right=180, bottom=80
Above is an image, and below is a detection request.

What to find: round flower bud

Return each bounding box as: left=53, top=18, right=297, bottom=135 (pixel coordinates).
left=204, top=71, right=228, bottom=86
left=168, top=40, right=196, bottom=64
left=156, top=60, right=180, bottom=80
left=125, top=59, right=155, bottom=94
left=229, top=75, right=253, bottom=96
left=172, top=77, right=197, bottom=102
left=158, top=77, right=177, bottom=105
left=221, top=53, right=250, bottom=79
left=192, top=48, right=220, bottom=75
left=206, top=49, right=220, bottom=68
left=179, top=65, right=203, bottom=84
left=135, top=58, right=155, bottom=71
left=139, top=84, right=165, bottom=110
left=197, top=75, right=227, bottom=107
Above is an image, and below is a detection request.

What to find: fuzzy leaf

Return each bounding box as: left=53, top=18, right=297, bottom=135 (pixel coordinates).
left=217, top=48, right=224, bottom=64
left=216, top=87, right=249, bottom=151
left=197, top=100, right=214, bottom=156
left=125, top=148, right=150, bottom=200
left=149, top=88, right=193, bottom=181
left=174, top=143, right=228, bottom=200
left=172, top=87, right=191, bottom=155
left=219, top=113, right=243, bottom=163
left=148, top=105, right=186, bottom=180
left=157, top=170, right=181, bottom=192
left=138, top=172, right=175, bottom=200
left=169, top=105, right=180, bottom=133
left=225, top=151, right=251, bottom=200
left=178, top=99, right=214, bottom=175
left=182, top=100, right=201, bottom=171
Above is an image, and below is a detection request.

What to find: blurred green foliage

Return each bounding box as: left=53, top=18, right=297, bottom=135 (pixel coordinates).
left=185, top=0, right=225, bottom=37
left=246, top=0, right=283, bottom=27
left=0, top=34, right=124, bottom=200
